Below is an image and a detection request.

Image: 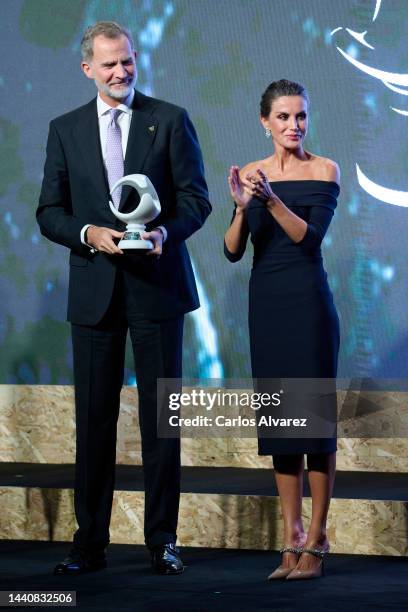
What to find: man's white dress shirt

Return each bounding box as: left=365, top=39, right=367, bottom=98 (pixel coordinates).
left=81, top=90, right=166, bottom=248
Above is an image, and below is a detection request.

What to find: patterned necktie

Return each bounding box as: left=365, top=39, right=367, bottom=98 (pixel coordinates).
left=106, top=108, right=124, bottom=208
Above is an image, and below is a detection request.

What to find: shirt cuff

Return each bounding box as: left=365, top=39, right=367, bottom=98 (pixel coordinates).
left=155, top=225, right=167, bottom=242
left=80, top=224, right=97, bottom=253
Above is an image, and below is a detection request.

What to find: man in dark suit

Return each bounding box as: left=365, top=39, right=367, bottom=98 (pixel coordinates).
left=36, top=21, right=211, bottom=575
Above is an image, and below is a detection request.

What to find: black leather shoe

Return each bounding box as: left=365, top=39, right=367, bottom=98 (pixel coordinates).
left=150, top=543, right=184, bottom=575
left=53, top=548, right=107, bottom=575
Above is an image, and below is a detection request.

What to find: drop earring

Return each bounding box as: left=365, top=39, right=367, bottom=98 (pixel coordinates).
left=265, top=128, right=271, bottom=138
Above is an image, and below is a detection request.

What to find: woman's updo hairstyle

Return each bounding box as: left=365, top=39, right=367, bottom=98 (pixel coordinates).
left=260, top=79, right=309, bottom=118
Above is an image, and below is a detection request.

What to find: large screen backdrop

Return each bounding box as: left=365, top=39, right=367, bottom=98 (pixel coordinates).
left=1, top=0, right=408, bottom=384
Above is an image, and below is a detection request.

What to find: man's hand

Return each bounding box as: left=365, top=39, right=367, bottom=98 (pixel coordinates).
left=86, top=226, right=124, bottom=254
left=142, top=229, right=163, bottom=258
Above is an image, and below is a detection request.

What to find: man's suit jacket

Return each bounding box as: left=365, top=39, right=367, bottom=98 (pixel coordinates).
left=36, top=90, right=211, bottom=324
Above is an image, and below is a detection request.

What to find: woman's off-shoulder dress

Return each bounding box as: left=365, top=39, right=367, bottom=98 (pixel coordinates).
left=224, top=181, right=340, bottom=455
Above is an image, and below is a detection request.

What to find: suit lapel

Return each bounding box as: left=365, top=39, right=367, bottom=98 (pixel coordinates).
left=74, top=99, right=109, bottom=201
left=73, top=93, right=159, bottom=210
left=119, top=91, right=158, bottom=209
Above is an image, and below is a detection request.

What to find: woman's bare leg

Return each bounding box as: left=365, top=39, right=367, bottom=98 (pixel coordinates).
left=294, top=451, right=336, bottom=572
left=272, top=454, right=307, bottom=569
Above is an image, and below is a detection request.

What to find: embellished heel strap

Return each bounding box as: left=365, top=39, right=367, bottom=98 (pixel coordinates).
left=300, top=547, right=327, bottom=559
left=279, top=546, right=303, bottom=555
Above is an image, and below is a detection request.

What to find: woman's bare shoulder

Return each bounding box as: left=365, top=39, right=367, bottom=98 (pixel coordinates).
left=309, top=154, right=340, bottom=183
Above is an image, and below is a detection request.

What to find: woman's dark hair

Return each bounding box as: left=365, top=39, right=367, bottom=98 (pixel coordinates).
left=260, top=79, right=309, bottom=118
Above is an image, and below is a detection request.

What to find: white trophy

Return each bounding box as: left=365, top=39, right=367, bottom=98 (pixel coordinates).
left=109, top=174, right=161, bottom=250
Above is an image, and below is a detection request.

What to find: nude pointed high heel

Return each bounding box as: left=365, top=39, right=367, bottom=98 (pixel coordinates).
left=285, top=546, right=328, bottom=580
left=267, top=546, right=303, bottom=580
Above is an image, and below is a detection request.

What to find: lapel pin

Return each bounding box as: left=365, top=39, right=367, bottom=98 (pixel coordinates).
left=148, top=125, right=155, bottom=132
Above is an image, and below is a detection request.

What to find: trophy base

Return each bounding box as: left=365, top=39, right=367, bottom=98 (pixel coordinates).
left=118, top=238, right=153, bottom=250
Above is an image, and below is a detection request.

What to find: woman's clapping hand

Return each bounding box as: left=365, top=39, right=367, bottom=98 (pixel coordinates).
left=228, top=166, right=256, bottom=210
left=249, top=168, right=277, bottom=205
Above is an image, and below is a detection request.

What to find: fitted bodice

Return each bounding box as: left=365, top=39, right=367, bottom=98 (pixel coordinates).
left=246, top=180, right=339, bottom=268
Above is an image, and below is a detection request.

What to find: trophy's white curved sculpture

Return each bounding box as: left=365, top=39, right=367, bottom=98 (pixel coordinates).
left=109, top=174, right=161, bottom=250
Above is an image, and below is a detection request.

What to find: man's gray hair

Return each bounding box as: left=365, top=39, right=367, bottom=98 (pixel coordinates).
left=81, top=21, right=134, bottom=62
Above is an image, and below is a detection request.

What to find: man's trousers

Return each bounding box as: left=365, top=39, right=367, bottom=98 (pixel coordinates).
left=71, top=269, right=183, bottom=551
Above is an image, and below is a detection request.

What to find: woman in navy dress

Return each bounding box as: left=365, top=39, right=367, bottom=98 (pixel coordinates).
left=224, top=80, right=340, bottom=580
